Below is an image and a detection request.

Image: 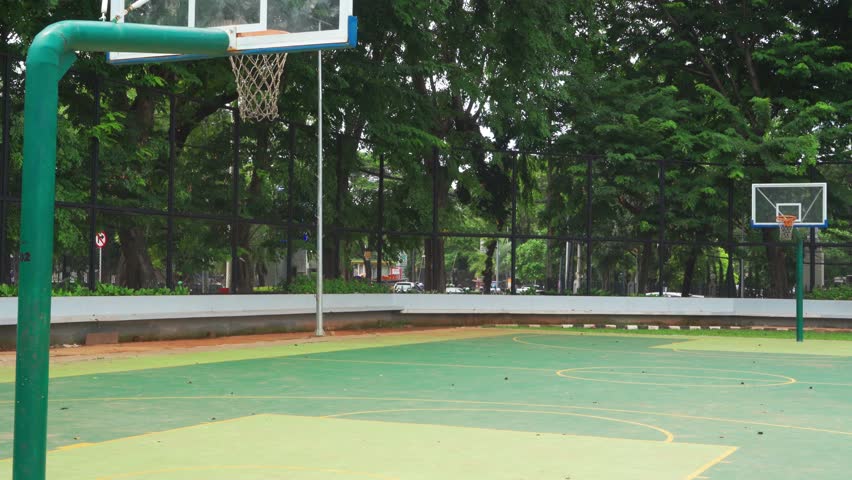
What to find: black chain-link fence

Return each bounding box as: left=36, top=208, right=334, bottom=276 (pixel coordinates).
left=1, top=53, right=850, bottom=298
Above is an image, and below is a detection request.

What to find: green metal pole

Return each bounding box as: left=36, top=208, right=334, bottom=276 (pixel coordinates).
left=796, top=232, right=804, bottom=342
left=14, top=21, right=228, bottom=480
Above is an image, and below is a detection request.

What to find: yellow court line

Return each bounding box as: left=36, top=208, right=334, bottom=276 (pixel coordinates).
left=561, top=370, right=781, bottom=383
left=23, top=394, right=852, bottom=439
left=555, top=374, right=789, bottom=388
left=802, top=381, right=852, bottom=387
left=0, top=414, right=275, bottom=462
left=293, top=356, right=553, bottom=372
left=662, top=351, right=847, bottom=368
left=667, top=346, right=852, bottom=363
left=290, top=355, right=846, bottom=388
left=323, top=407, right=675, bottom=443
left=95, top=465, right=398, bottom=480
left=513, top=333, right=852, bottom=364
left=56, top=442, right=96, bottom=451
left=556, top=366, right=797, bottom=388
left=684, top=446, right=738, bottom=480
left=512, top=335, right=668, bottom=356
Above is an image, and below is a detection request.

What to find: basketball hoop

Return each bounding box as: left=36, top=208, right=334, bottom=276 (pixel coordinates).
left=230, top=53, right=288, bottom=122
left=776, top=214, right=797, bottom=240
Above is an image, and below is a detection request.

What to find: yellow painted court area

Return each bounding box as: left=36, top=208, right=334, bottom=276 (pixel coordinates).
left=0, top=329, right=513, bottom=383
left=653, top=336, right=852, bottom=356
left=0, top=414, right=735, bottom=480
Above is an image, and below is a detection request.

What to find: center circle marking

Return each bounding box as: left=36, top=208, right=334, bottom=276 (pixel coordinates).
left=556, top=366, right=796, bottom=388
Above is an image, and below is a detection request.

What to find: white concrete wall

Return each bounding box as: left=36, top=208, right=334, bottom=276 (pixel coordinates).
left=395, top=295, right=851, bottom=319
left=0, top=295, right=397, bottom=326
left=0, top=294, right=849, bottom=326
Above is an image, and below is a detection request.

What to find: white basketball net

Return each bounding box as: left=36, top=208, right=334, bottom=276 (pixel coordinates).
left=230, top=53, right=288, bottom=122
left=777, top=215, right=796, bottom=241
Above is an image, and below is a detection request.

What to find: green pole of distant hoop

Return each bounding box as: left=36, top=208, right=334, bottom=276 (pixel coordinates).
left=795, top=231, right=804, bottom=342
left=13, top=21, right=229, bottom=480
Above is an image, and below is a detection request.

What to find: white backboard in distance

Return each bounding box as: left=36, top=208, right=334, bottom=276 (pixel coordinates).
left=751, top=183, right=828, bottom=228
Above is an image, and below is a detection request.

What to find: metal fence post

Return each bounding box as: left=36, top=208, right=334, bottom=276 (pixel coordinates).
left=376, top=153, right=385, bottom=283
left=808, top=165, right=817, bottom=292
left=286, top=123, right=295, bottom=285
left=432, top=147, right=439, bottom=291
left=726, top=177, right=735, bottom=297
left=0, top=53, right=10, bottom=284
left=510, top=153, right=517, bottom=294
left=585, top=156, right=592, bottom=294
left=796, top=233, right=804, bottom=342
left=166, top=94, right=176, bottom=289
left=657, top=159, right=665, bottom=297
left=88, top=76, right=100, bottom=290
left=334, top=136, right=343, bottom=278
left=230, top=110, right=241, bottom=293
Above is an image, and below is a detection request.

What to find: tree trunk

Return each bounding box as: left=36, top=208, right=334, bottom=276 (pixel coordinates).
left=423, top=237, right=446, bottom=291
left=328, top=132, right=364, bottom=280
left=543, top=155, right=557, bottom=291
left=363, top=256, right=372, bottom=282
left=724, top=247, right=736, bottom=297
left=234, top=224, right=255, bottom=293
left=256, top=261, right=267, bottom=287
left=707, top=259, right=717, bottom=296
left=637, top=241, right=654, bottom=294
left=117, top=226, right=158, bottom=288
left=423, top=148, right=448, bottom=292
left=764, top=230, right=788, bottom=297
left=235, top=124, right=273, bottom=292
left=360, top=241, right=373, bottom=282
left=331, top=140, right=345, bottom=279
left=109, top=93, right=158, bottom=290
left=342, top=239, right=351, bottom=280
left=544, top=239, right=557, bottom=291
left=681, top=246, right=701, bottom=297
left=482, top=239, right=497, bottom=294
left=408, top=249, right=417, bottom=283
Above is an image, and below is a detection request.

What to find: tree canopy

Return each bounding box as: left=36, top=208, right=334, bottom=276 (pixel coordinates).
left=0, top=0, right=848, bottom=297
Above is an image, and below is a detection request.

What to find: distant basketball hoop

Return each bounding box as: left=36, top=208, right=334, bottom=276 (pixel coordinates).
left=752, top=182, right=830, bottom=343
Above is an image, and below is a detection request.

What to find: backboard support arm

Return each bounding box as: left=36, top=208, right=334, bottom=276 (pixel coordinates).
left=13, top=21, right=229, bottom=480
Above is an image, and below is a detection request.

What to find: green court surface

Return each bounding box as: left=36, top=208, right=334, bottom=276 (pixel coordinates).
left=2, top=328, right=851, bottom=479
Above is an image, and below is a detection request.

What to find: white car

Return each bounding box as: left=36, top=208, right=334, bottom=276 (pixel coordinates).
left=644, top=291, right=704, bottom=298
left=393, top=282, right=416, bottom=293
left=445, top=286, right=465, bottom=294
left=517, top=285, right=543, bottom=294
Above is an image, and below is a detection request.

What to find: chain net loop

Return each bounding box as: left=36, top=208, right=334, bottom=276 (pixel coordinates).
left=230, top=53, right=288, bottom=122
left=777, top=214, right=797, bottom=240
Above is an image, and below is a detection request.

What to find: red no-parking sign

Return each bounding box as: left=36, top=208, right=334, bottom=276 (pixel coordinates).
left=95, top=231, right=108, bottom=249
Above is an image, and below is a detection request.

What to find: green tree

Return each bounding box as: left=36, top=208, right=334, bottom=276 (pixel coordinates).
left=516, top=239, right=546, bottom=285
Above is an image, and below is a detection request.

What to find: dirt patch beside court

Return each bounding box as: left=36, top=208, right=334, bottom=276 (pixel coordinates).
left=0, top=326, right=466, bottom=366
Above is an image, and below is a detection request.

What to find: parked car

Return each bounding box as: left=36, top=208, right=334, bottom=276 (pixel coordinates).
left=393, top=281, right=422, bottom=293
left=517, top=285, right=544, bottom=294
left=644, top=291, right=704, bottom=298
left=445, top=286, right=465, bottom=294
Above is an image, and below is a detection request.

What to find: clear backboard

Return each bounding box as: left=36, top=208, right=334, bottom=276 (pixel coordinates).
left=751, top=183, right=828, bottom=228
left=107, top=0, right=356, bottom=64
